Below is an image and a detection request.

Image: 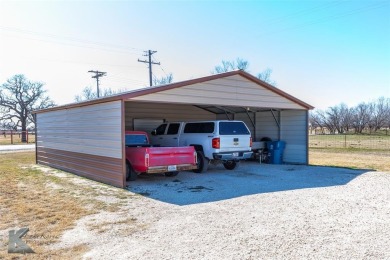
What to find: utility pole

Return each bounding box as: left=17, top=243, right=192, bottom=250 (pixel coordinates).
left=88, top=70, right=107, bottom=98
left=138, top=50, right=160, bottom=86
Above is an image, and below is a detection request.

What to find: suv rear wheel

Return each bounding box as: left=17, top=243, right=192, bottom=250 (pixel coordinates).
left=223, top=160, right=238, bottom=170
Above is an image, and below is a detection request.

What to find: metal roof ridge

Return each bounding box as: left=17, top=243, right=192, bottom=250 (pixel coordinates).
left=34, top=70, right=313, bottom=114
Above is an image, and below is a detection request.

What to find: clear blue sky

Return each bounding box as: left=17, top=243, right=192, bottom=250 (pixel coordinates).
left=0, top=0, right=389, bottom=109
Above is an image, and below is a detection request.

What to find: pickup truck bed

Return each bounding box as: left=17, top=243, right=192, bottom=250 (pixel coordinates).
left=126, top=146, right=197, bottom=174
left=125, top=131, right=197, bottom=181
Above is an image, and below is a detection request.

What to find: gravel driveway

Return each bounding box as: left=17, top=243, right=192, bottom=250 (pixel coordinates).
left=53, top=162, right=390, bottom=259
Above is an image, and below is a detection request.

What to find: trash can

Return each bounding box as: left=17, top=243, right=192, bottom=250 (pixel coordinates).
left=268, top=141, right=286, bottom=164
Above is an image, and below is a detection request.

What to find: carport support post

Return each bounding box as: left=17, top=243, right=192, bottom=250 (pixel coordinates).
left=245, top=109, right=256, bottom=140
left=121, top=100, right=127, bottom=188
left=270, top=109, right=281, bottom=140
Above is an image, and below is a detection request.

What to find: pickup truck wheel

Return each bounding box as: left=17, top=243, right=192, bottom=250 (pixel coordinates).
left=164, top=171, right=179, bottom=177
left=126, top=163, right=137, bottom=181
left=193, top=151, right=209, bottom=173
left=223, top=160, right=238, bottom=170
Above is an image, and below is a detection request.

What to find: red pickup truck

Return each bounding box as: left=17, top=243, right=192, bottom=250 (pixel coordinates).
left=125, top=131, right=197, bottom=181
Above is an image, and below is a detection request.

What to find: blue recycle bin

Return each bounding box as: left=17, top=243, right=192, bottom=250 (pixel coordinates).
left=267, top=141, right=286, bottom=164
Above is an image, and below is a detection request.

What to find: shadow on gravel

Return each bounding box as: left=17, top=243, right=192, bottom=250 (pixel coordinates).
left=126, top=161, right=368, bottom=206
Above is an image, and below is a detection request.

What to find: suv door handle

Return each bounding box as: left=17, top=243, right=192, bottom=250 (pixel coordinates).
left=173, top=137, right=178, bottom=139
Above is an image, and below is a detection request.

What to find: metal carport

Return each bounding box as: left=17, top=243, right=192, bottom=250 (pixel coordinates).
left=34, top=70, right=313, bottom=188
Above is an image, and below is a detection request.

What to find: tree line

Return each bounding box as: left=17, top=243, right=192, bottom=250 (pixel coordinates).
left=309, top=97, right=390, bottom=134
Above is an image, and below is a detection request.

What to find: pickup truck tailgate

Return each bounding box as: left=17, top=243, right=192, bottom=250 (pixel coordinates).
left=147, top=146, right=196, bottom=167
left=220, top=135, right=251, bottom=152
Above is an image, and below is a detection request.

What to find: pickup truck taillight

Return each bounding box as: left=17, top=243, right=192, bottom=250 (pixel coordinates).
left=145, top=153, right=150, bottom=167
left=250, top=137, right=252, bottom=147
left=212, top=138, right=220, bottom=149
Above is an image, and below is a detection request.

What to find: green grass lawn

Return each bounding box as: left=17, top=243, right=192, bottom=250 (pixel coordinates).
left=309, top=134, right=390, bottom=150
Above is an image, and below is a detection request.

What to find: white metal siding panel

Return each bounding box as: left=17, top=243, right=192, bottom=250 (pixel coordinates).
left=37, top=101, right=122, bottom=158
left=216, top=114, right=234, bottom=120
left=255, top=111, right=280, bottom=141
left=130, top=75, right=304, bottom=109
left=280, top=110, right=308, bottom=164
left=234, top=113, right=255, bottom=138
left=125, top=101, right=215, bottom=130
left=133, top=119, right=165, bottom=134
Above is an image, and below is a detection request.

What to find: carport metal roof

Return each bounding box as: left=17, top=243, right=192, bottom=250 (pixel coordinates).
left=35, top=70, right=314, bottom=114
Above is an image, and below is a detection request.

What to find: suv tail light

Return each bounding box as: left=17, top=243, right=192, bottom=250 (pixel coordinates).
left=212, top=138, right=220, bottom=149
left=250, top=137, right=252, bottom=147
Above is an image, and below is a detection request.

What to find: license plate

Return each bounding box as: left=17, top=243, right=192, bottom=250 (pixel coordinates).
left=168, top=165, right=177, bottom=171
left=232, top=152, right=239, bottom=157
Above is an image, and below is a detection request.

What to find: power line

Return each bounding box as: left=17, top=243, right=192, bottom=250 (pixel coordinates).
left=258, top=2, right=388, bottom=38
left=88, top=70, right=107, bottom=97
left=151, top=55, right=170, bottom=77
left=138, top=50, right=160, bottom=87
left=0, top=26, right=143, bottom=54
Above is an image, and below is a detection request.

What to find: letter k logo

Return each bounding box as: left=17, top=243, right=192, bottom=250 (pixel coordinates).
left=8, top=227, right=34, bottom=254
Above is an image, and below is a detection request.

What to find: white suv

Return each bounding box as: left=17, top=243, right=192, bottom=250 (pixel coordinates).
left=150, top=120, right=253, bottom=172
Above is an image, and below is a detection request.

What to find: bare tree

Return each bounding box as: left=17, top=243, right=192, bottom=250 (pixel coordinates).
left=368, top=97, right=390, bottom=132
left=0, top=74, right=55, bottom=142
left=309, top=111, right=325, bottom=134
left=213, top=58, right=249, bottom=74
left=325, top=103, right=354, bottom=134
left=311, top=109, right=336, bottom=134
left=75, top=86, right=127, bottom=102
left=153, top=73, right=173, bottom=86
left=352, top=103, right=371, bottom=134
left=257, top=68, right=277, bottom=86
left=311, top=97, right=390, bottom=135
left=212, top=58, right=276, bottom=85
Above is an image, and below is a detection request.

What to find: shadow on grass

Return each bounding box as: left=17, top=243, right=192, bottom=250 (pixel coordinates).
left=309, top=164, right=376, bottom=172
left=127, top=161, right=369, bottom=206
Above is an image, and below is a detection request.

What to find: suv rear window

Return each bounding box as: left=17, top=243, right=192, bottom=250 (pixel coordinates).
left=219, top=122, right=250, bottom=135
left=125, top=134, right=148, bottom=145
left=183, top=122, right=215, bottom=133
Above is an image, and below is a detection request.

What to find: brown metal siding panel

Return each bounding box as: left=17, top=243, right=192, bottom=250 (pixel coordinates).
left=36, top=100, right=123, bottom=188
left=37, top=147, right=123, bottom=188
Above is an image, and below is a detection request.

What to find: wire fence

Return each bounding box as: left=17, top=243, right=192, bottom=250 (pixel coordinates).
left=2, top=129, right=389, bottom=150
left=0, top=130, right=36, bottom=145
left=309, top=133, right=390, bottom=150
